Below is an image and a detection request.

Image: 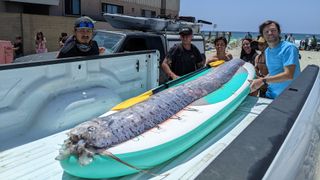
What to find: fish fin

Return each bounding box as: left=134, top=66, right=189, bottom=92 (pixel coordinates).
left=183, top=107, right=198, bottom=112
left=171, top=115, right=181, bottom=120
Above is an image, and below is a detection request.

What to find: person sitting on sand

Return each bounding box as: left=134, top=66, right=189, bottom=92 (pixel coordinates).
left=206, top=36, right=233, bottom=64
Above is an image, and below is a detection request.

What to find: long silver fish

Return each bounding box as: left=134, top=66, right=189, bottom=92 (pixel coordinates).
left=56, top=59, right=245, bottom=165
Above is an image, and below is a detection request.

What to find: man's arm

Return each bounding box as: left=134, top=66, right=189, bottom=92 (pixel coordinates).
left=206, top=55, right=219, bottom=64
left=250, top=64, right=296, bottom=92
left=254, top=55, right=261, bottom=77
left=226, top=53, right=233, bottom=61
left=161, top=57, right=179, bottom=80
left=197, top=53, right=206, bottom=68
left=250, top=44, right=299, bottom=93
left=194, top=46, right=205, bottom=68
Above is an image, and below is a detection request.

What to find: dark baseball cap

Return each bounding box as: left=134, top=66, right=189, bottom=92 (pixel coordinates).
left=74, top=16, right=95, bottom=29
left=179, top=27, right=193, bottom=35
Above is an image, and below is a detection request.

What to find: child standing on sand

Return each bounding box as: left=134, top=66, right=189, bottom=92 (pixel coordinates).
left=35, top=31, right=47, bottom=54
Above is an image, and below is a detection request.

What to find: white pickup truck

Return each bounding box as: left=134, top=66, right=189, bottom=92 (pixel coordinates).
left=1, top=42, right=320, bottom=179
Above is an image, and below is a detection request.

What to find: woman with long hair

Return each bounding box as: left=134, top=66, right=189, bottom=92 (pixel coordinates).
left=240, top=38, right=257, bottom=65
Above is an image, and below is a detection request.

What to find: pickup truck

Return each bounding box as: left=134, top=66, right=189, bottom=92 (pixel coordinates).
left=1, top=35, right=320, bottom=179
left=14, top=30, right=206, bottom=84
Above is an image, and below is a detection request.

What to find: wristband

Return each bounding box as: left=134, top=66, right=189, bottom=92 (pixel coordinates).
left=262, top=78, right=268, bottom=85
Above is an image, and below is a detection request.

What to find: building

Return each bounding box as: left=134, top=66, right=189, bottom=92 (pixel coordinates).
left=0, top=0, right=180, bottom=54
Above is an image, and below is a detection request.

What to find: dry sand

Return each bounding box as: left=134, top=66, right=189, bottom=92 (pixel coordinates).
left=207, top=46, right=320, bottom=70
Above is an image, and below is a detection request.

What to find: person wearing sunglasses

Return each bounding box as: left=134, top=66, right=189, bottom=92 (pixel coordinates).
left=57, top=16, right=100, bottom=58
left=161, top=27, right=205, bottom=80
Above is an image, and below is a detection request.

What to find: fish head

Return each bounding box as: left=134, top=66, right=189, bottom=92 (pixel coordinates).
left=57, top=118, right=114, bottom=165
left=68, top=118, right=114, bottom=149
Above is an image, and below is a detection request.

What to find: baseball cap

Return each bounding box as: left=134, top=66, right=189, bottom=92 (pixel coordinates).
left=74, top=16, right=95, bottom=29
left=179, top=27, right=193, bottom=35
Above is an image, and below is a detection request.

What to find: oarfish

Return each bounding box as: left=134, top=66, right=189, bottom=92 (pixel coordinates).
left=56, top=59, right=245, bottom=165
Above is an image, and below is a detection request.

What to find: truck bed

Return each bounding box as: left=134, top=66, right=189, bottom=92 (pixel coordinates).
left=0, top=96, right=272, bottom=180
left=0, top=50, right=159, bottom=151
left=1, top=65, right=319, bottom=180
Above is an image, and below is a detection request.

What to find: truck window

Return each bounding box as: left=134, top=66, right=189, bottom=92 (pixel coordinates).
left=93, top=31, right=125, bottom=54
left=123, top=38, right=147, bottom=51
left=147, top=36, right=165, bottom=62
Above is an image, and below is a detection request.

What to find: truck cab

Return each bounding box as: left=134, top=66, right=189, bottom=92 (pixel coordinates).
left=93, top=30, right=205, bottom=83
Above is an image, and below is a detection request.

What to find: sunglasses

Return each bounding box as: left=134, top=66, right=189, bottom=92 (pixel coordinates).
left=76, top=22, right=94, bottom=29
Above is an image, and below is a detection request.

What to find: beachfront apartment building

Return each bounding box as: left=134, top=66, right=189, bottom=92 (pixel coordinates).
left=0, top=0, right=180, bottom=20
left=0, top=0, right=180, bottom=54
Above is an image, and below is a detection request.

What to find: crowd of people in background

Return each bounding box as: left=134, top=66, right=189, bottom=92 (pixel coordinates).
left=299, top=35, right=318, bottom=51
left=9, top=16, right=104, bottom=59
left=10, top=31, right=69, bottom=59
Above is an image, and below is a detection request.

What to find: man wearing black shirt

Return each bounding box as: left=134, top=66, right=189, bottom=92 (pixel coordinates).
left=162, top=27, right=205, bottom=80
left=57, top=16, right=100, bottom=58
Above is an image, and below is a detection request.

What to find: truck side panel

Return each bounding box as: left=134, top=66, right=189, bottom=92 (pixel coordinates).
left=0, top=50, right=159, bottom=151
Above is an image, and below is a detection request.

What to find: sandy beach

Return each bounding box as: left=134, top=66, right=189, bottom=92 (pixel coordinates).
left=207, top=46, right=320, bottom=70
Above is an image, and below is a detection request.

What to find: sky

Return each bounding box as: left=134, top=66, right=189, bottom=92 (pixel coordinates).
left=180, top=0, right=320, bottom=34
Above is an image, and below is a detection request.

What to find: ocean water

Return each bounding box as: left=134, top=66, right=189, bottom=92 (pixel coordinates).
left=202, top=31, right=320, bottom=41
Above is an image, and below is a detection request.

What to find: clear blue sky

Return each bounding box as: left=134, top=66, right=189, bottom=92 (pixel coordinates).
left=180, top=0, right=320, bottom=34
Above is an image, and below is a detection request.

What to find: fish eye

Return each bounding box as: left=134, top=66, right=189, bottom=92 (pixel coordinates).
left=87, top=126, right=96, bottom=132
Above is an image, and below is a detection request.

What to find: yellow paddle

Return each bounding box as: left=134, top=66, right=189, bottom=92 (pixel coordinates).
left=112, top=90, right=153, bottom=110
left=208, top=60, right=225, bottom=67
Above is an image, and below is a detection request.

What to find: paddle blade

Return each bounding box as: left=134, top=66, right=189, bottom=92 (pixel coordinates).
left=111, top=90, right=153, bottom=110
left=209, top=60, right=225, bottom=67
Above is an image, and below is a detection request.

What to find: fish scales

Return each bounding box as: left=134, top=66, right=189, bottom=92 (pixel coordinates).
left=57, top=59, right=245, bottom=165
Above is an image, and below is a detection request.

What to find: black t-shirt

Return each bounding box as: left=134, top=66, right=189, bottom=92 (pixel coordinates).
left=166, top=43, right=203, bottom=76
left=57, top=36, right=99, bottom=58
left=14, top=42, right=23, bottom=57
left=240, top=52, right=258, bottom=65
